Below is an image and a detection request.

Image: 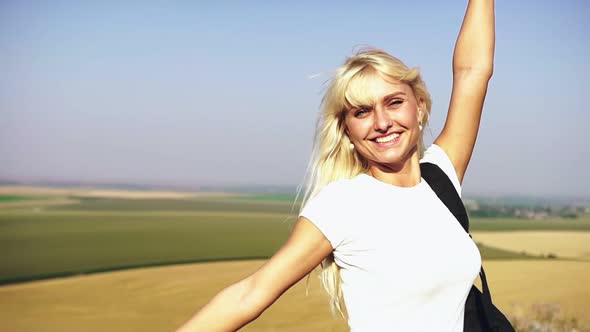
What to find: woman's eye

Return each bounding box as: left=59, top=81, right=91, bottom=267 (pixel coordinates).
left=388, top=99, right=403, bottom=107
left=354, top=109, right=369, bottom=117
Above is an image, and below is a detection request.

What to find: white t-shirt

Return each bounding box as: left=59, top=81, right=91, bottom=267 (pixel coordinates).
left=299, top=144, right=481, bottom=332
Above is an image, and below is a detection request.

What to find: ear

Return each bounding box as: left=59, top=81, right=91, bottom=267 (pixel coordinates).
left=417, top=97, right=426, bottom=122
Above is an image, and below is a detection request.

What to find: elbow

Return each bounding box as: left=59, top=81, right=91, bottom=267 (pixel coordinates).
left=453, top=64, right=494, bottom=81
left=237, top=277, right=271, bottom=322
left=453, top=52, right=495, bottom=79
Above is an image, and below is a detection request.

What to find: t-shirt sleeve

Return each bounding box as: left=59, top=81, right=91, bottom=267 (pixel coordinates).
left=421, top=144, right=462, bottom=197
left=298, top=182, right=348, bottom=249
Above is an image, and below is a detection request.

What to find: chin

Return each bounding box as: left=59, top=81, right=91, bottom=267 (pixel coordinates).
left=371, top=155, right=405, bottom=167
left=372, top=149, right=414, bottom=166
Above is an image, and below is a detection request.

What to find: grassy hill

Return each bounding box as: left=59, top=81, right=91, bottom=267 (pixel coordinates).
left=3, top=193, right=589, bottom=285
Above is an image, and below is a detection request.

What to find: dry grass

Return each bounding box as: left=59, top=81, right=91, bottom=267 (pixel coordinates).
left=472, top=231, right=590, bottom=260
left=0, top=186, right=75, bottom=196
left=484, top=260, right=590, bottom=331
left=509, top=303, right=586, bottom=332
left=1, top=259, right=589, bottom=332
left=0, top=260, right=346, bottom=332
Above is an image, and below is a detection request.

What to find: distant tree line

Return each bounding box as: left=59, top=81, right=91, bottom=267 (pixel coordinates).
left=465, top=200, right=586, bottom=219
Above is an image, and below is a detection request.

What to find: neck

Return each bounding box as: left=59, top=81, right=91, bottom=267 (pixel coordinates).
left=367, top=150, right=422, bottom=187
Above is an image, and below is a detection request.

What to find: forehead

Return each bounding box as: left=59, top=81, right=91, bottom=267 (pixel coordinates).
left=344, top=71, right=413, bottom=109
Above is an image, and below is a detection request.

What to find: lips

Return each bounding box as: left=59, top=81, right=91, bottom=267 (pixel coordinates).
left=374, top=132, right=400, bottom=143
left=370, top=131, right=402, bottom=144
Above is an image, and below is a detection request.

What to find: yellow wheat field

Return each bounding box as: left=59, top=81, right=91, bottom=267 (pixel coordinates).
left=0, top=258, right=589, bottom=332
left=472, top=231, right=590, bottom=260
left=0, top=185, right=235, bottom=203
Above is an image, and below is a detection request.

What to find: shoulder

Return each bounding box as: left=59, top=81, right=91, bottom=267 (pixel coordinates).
left=298, top=177, right=362, bottom=248
left=420, top=144, right=463, bottom=196
left=301, top=178, right=358, bottom=210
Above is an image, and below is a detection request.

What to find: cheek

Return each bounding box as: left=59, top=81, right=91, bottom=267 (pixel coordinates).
left=401, top=107, right=420, bottom=126
left=345, top=119, right=371, bottom=141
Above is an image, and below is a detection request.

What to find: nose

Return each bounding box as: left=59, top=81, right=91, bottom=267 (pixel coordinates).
left=373, top=108, right=392, bottom=132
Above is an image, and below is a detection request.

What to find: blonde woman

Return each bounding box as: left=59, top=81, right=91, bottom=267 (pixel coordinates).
left=178, top=0, right=494, bottom=330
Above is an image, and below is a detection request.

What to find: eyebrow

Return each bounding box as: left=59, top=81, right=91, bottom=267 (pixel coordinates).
left=347, top=91, right=408, bottom=112
left=381, top=91, right=407, bottom=103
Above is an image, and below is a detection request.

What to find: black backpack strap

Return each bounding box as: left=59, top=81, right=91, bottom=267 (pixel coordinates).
left=420, top=162, right=470, bottom=232
left=420, top=162, right=497, bottom=320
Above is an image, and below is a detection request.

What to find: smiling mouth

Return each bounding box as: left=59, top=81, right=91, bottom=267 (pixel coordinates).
left=372, top=132, right=401, bottom=143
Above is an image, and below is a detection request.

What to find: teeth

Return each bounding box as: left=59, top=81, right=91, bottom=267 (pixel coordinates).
left=375, top=133, right=400, bottom=143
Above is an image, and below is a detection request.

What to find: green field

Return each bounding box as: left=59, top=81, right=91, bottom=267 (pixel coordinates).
left=57, top=196, right=299, bottom=213
left=469, top=217, right=590, bottom=232
left=1, top=195, right=589, bottom=285
left=0, top=196, right=39, bottom=202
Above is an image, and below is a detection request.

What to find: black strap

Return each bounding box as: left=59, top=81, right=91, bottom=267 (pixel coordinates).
left=420, top=162, right=497, bottom=325
left=420, top=163, right=470, bottom=232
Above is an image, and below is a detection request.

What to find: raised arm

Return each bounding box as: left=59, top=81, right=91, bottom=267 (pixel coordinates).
left=176, top=217, right=332, bottom=332
left=434, top=0, right=495, bottom=183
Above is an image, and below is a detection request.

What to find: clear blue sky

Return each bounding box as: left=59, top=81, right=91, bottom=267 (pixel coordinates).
left=1, top=0, right=588, bottom=197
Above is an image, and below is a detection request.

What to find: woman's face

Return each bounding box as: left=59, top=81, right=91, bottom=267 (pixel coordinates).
left=344, top=75, right=424, bottom=171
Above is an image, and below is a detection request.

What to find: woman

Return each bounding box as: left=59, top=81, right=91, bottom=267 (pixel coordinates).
left=178, top=0, right=494, bottom=330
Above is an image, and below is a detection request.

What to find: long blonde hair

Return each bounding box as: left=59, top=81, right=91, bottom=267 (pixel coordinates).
left=300, top=48, right=432, bottom=316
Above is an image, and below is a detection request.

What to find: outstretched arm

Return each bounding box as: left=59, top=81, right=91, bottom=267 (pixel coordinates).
left=434, top=0, right=495, bottom=183
left=176, top=217, right=333, bottom=332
